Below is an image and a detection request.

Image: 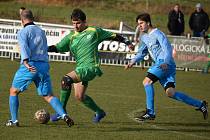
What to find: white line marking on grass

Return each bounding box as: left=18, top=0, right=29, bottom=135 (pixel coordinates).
left=128, top=109, right=210, bottom=140
left=150, top=124, right=210, bottom=140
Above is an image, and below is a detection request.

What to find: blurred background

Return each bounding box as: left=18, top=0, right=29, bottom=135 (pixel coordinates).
left=0, top=0, right=210, bottom=34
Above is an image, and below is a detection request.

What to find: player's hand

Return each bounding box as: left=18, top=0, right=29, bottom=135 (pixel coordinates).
left=23, top=59, right=36, bottom=73
left=128, top=44, right=135, bottom=51
left=125, top=63, right=134, bottom=70
left=23, top=61, right=36, bottom=73
left=25, top=64, right=36, bottom=73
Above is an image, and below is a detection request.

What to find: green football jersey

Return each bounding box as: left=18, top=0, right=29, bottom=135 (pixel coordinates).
left=56, top=26, right=116, bottom=67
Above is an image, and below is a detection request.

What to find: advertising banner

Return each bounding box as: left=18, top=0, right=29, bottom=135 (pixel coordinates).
left=169, top=36, right=210, bottom=69
left=0, top=25, right=20, bottom=52
left=0, top=24, right=70, bottom=54
left=1, top=19, right=210, bottom=70
left=97, top=40, right=150, bottom=62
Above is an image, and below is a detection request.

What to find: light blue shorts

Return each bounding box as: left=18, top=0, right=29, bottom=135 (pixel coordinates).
left=147, top=63, right=176, bottom=88
left=12, top=61, right=52, bottom=96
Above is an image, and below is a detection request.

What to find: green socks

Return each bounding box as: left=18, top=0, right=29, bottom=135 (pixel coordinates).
left=81, top=95, right=103, bottom=114
left=60, top=90, right=103, bottom=114
left=60, top=89, right=71, bottom=112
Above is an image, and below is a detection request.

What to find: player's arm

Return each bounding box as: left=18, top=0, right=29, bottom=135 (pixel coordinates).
left=48, top=34, right=71, bottom=53
left=109, top=34, right=134, bottom=50
left=125, top=42, right=148, bottom=69
left=96, top=27, right=134, bottom=50
left=156, top=32, right=174, bottom=70
left=17, top=32, right=36, bottom=72
left=156, top=32, right=172, bottom=65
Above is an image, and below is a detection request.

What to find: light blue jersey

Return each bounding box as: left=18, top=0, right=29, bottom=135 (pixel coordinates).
left=13, top=23, right=52, bottom=95
left=133, top=15, right=203, bottom=118
left=132, top=28, right=176, bottom=87
left=132, top=28, right=175, bottom=66
left=17, top=24, right=49, bottom=64
left=8, top=10, right=68, bottom=125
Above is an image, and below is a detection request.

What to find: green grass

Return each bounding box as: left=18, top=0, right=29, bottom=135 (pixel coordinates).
left=0, top=58, right=210, bottom=140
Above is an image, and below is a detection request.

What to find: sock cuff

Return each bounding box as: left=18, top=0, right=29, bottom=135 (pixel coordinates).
left=10, top=95, right=18, bottom=98
left=144, top=83, right=152, bottom=87
left=50, top=97, right=58, bottom=104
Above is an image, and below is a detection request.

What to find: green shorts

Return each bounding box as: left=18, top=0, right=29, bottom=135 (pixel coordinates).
left=75, top=66, right=103, bottom=82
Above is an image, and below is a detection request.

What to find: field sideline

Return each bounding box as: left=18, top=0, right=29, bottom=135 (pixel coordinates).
left=0, top=58, right=210, bottom=140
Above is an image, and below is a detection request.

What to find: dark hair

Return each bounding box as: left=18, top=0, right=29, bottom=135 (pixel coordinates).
left=21, top=9, right=34, bottom=21
left=174, top=3, right=180, bottom=7
left=136, top=13, right=152, bottom=26
left=71, top=8, right=86, bottom=21
left=20, top=7, right=26, bottom=10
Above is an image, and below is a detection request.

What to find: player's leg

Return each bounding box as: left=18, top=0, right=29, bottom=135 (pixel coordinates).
left=60, top=71, right=79, bottom=111
left=36, top=71, right=67, bottom=117
left=165, top=86, right=208, bottom=119
left=165, top=86, right=202, bottom=107
left=60, top=71, right=76, bottom=111
left=50, top=71, right=78, bottom=121
left=6, top=87, right=20, bottom=127
left=43, top=95, right=74, bottom=127
left=36, top=64, right=74, bottom=127
left=6, top=65, right=35, bottom=127
left=161, top=68, right=208, bottom=120
left=134, top=73, right=158, bottom=121
left=136, top=64, right=166, bottom=121
left=74, top=82, right=105, bottom=123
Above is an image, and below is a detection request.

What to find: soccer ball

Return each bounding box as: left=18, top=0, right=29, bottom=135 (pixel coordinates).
left=34, top=109, right=50, bottom=124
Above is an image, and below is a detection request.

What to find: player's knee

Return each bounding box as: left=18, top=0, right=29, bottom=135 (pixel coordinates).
left=61, top=75, right=74, bottom=91
left=75, top=94, right=84, bottom=101
left=165, top=88, right=175, bottom=97
left=144, top=73, right=159, bottom=86
left=9, top=87, right=19, bottom=96
left=143, top=78, right=152, bottom=86
left=43, top=95, right=53, bottom=103
left=164, top=82, right=176, bottom=97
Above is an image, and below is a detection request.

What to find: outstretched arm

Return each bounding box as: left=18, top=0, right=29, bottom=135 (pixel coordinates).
left=48, top=33, right=72, bottom=53
left=125, top=42, right=148, bottom=70
left=96, top=27, right=134, bottom=50
left=108, top=34, right=134, bottom=50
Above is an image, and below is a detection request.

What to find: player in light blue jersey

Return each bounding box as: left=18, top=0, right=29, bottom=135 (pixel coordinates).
left=126, top=13, right=208, bottom=121
left=5, top=9, right=74, bottom=127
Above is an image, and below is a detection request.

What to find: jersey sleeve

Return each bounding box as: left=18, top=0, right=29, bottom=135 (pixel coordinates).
left=96, top=27, right=115, bottom=42
left=156, top=31, right=173, bottom=65
left=56, top=33, right=72, bottom=52
left=131, top=42, right=148, bottom=63
left=17, top=31, right=30, bottom=61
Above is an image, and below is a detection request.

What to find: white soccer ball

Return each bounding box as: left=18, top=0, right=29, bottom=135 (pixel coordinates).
left=34, top=109, right=50, bottom=124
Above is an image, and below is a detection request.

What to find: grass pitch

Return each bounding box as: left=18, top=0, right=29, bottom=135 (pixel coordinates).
left=0, top=58, right=210, bottom=140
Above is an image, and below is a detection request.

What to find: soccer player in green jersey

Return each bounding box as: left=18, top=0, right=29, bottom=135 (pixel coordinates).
left=48, top=8, right=133, bottom=123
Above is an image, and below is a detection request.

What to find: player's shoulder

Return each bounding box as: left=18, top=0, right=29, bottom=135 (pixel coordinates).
left=67, top=31, right=77, bottom=39
left=86, top=26, right=98, bottom=32
left=20, top=25, right=40, bottom=33
left=152, top=28, right=166, bottom=38
left=17, top=26, right=28, bottom=36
